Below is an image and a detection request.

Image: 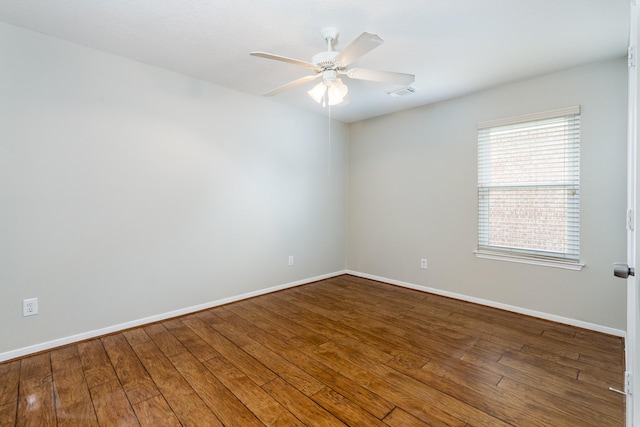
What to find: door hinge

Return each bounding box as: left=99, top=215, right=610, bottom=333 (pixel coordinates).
left=629, top=45, right=636, bottom=68
left=628, top=209, right=635, bottom=231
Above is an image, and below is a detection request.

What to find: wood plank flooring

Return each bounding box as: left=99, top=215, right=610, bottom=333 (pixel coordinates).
left=0, top=275, right=625, bottom=426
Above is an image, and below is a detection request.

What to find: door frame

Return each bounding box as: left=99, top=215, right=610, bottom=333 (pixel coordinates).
left=628, top=1, right=638, bottom=425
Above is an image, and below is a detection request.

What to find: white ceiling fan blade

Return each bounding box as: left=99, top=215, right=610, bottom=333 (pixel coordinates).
left=250, top=52, right=318, bottom=70
left=346, top=68, right=415, bottom=86
left=334, top=32, right=384, bottom=66
left=264, top=74, right=320, bottom=96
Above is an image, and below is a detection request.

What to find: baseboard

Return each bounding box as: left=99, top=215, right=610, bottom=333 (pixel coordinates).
left=0, top=270, right=348, bottom=363
left=345, top=270, right=626, bottom=338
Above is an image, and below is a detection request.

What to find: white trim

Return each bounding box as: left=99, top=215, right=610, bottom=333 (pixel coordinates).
left=346, top=270, right=625, bottom=338
left=627, top=2, right=639, bottom=425
left=477, top=105, right=581, bottom=129
left=474, top=250, right=585, bottom=271
left=0, top=270, right=348, bottom=363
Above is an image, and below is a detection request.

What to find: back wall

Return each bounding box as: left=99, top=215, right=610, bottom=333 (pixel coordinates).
left=348, top=58, right=628, bottom=332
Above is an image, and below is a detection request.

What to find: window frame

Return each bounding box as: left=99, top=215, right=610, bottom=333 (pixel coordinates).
left=474, top=106, right=584, bottom=271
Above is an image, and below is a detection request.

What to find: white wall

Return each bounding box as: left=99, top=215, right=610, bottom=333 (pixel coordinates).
left=348, top=58, right=628, bottom=331
left=0, top=22, right=348, bottom=358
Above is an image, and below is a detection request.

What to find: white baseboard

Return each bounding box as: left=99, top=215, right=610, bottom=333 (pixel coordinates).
left=345, top=270, right=626, bottom=338
left=3, top=269, right=622, bottom=363
left=0, top=270, right=348, bottom=363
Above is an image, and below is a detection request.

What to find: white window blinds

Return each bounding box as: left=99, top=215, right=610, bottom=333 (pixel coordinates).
left=477, top=106, right=580, bottom=262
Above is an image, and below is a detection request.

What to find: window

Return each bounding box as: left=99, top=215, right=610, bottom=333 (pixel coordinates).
left=476, top=106, right=582, bottom=269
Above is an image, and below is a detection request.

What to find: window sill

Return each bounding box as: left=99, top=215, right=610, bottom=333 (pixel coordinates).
left=474, top=250, right=585, bottom=271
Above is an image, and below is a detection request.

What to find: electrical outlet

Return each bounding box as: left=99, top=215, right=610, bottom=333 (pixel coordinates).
left=288, top=255, right=294, bottom=266
left=420, top=258, right=428, bottom=269
left=23, top=298, right=38, bottom=316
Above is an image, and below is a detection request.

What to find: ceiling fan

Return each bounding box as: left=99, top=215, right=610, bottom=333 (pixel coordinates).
left=250, top=27, right=415, bottom=106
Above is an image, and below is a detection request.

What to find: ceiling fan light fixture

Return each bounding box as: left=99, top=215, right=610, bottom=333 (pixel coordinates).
left=308, top=82, right=327, bottom=104
left=327, top=78, right=348, bottom=105
left=308, top=75, right=348, bottom=106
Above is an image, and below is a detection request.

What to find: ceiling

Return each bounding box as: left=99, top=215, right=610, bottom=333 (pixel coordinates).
left=0, top=0, right=630, bottom=123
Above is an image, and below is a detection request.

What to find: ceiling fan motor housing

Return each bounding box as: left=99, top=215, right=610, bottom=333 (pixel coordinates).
left=312, top=50, right=340, bottom=70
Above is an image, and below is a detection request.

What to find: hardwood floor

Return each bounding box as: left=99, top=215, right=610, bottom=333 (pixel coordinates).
left=0, top=275, right=625, bottom=426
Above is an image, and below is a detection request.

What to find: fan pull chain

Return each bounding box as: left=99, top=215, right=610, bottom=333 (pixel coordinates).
left=327, top=105, right=332, bottom=178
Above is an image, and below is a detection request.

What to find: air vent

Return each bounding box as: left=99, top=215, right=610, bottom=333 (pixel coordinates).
left=387, top=86, right=418, bottom=97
